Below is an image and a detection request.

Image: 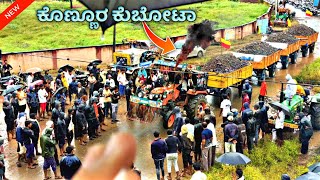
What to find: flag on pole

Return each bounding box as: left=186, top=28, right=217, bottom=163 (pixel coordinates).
left=306, top=10, right=313, bottom=16
left=287, top=19, right=292, bottom=27
left=221, top=38, right=231, bottom=49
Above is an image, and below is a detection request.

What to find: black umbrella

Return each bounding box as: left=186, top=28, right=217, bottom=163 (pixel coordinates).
left=296, top=172, right=320, bottom=180
left=2, top=85, right=24, bottom=96
left=88, top=59, right=102, bottom=66
left=58, top=64, right=74, bottom=73
left=269, top=101, right=292, bottom=116
left=79, top=0, right=208, bottom=33
left=216, top=152, right=251, bottom=165
left=52, top=87, right=66, bottom=99
left=308, top=162, right=320, bottom=173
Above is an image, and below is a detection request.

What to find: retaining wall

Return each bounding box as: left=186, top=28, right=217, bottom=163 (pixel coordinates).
left=2, top=4, right=273, bottom=73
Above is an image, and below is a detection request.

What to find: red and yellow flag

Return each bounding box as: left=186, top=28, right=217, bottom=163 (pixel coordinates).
left=221, top=38, right=231, bottom=49
left=306, top=10, right=313, bottom=16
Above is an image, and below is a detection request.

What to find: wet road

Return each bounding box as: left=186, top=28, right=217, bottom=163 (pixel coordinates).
left=1, top=6, right=320, bottom=180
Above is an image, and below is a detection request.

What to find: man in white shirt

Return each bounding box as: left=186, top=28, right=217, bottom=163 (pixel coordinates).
left=27, top=73, right=34, bottom=88
left=220, top=94, right=232, bottom=123
left=117, top=69, right=127, bottom=97
left=275, top=107, right=285, bottom=146
left=205, top=117, right=217, bottom=167
left=88, top=73, right=97, bottom=98
left=191, top=163, right=207, bottom=180
left=38, top=84, right=48, bottom=119
left=105, top=75, right=115, bottom=88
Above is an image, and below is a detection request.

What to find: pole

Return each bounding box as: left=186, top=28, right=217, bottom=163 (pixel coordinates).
left=280, top=82, right=284, bottom=103
left=70, top=0, right=73, bottom=9
left=112, top=24, right=116, bottom=53
left=275, top=0, right=278, bottom=16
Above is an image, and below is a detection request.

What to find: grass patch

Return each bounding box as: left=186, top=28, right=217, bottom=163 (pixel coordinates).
left=295, top=58, right=320, bottom=92
left=0, top=0, right=268, bottom=52
left=206, top=138, right=310, bottom=180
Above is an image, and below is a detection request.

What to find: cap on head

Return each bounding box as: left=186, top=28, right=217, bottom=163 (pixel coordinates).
left=227, top=116, right=234, bottom=121
left=93, top=91, right=99, bottom=97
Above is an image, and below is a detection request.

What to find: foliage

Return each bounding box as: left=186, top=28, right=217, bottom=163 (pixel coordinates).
left=295, top=58, right=320, bottom=84
left=0, top=0, right=268, bottom=52
left=206, top=137, right=310, bottom=180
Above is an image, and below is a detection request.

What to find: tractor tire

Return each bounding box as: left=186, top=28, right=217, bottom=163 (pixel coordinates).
left=197, top=51, right=204, bottom=58
left=268, top=64, right=277, bottom=78
left=185, top=94, right=207, bottom=120
left=311, top=102, right=320, bottom=130
left=163, top=111, right=175, bottom=129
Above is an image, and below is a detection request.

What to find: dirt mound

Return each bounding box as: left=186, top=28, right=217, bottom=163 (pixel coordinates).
left=202, top=53, right=250, bottom=73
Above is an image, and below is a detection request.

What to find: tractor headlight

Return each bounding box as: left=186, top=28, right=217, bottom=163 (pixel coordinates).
left=155, top=94, right=159, bottom=99
left=149, top=94, right=154, bottom=99
left=138, top=92, right=143, bottom=98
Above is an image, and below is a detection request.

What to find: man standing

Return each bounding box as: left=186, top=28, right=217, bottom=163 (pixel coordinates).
left=246, top=112, right=256, bottom=153
left=76, top=82, right=87, bottom=100
left=111, top=86, right=120, bottom=124
left=220, top=94, right=231, bottom=123
left=285, top=74, right=297, bottom=103
left=299, top=112, right=313, bottom=155
left=38, top=84, right=48, bottom=119
left=193, top=118, right=203, bottom=162
left=88, top=73, right=97, bottom=98
left=29, top=113, right=41, bottom=156
left=17, top=88, right=27, bottom=113
left=44, top=70, right=53, bottom=83
left=125, top=81, right=133, bottom=116
left=165, top=129, right=181, bottom=179
left=201, top=122, right=213, bottom=172
left=253, top=104, right=262, bottom=145
left=205, top=118, right=217, bottom=167
left=85, top=98, right=97, bottom=140
left=103, top=85, right=112, bottom=119
left=2, top=60, right=12, bottom=77
left=60, top=146, right=82, bottom=180
left=151, top=131, right=167, bottom=180
left=27, top=87, right=39, bottom=116
left=259, top=78, right=267, bottom=101
left=240, top=91, right=250, bottom=113
left=3, top=101, right=15, bottom=141
left=75, top=104, right=88, bottom=146
left=275, top=107, right=285, bottom=146
left=224, top=116, right=238, bottom=153
left=40, top=128, right=62, bottom=179
left=65, top=109, right=74, bottom=147
left=22, top=121, right=36, bottom=169
left=243, top=80, right=252, bottom=101
left=105, top=75, right=115, bottom=89
left=117, top=69, right=127, bottom=98
left=69, top=77, right=78, bottom=104
left=57, top=112, right=67, bottom=156
left=259, top=101, right=269, bottom=138
left=241, top=102, right=252, bottom=126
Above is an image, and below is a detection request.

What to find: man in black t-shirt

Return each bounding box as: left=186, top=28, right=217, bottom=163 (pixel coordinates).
left=2, top=60, right=13, bottom=77
left=111, top=86, right=120, bottom=123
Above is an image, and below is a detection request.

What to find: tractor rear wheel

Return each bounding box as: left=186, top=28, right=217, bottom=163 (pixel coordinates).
left=163, top=111, right=175, bottom=129
left=185, top=95, right=207, bottom=120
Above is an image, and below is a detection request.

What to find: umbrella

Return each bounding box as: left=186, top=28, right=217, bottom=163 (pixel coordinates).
left=52, top=87, right=66, bottom=99
left=58, top=64, right=74, bottom=73
left=216, top=152, right=251, bottom=165
left=79, top=0, right=208, bottom=34
left=88, top=59, right=102, bottom=66
left=2, top=85, right=23, bottom=96
left=296, top=172, right=320, bottom=180
left=29, top=80, right=44, bottom=89
left=308, top=162, right=320, bottom=173
left=269, top=101, right=292, bottom=116
left=26, top=67, right=42, bottom=74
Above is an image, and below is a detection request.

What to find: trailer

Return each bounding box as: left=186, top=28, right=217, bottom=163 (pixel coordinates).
left=265, top=40, right=300, bottom=69
left=232, top=50, right=281, bottom=82
left=294, top=32, right=319, bottom=57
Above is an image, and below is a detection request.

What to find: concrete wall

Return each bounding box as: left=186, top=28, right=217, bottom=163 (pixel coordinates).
left=2, top=5, right=272, bottom=73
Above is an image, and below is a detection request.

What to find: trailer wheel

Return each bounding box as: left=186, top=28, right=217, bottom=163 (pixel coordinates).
left=289, top=52, right=298, bottom=64
left=281, top=56, right=289, bottom=69
left=309, top=44, right=315, bottom=54
left=301, top=45, right=308, bottom=57
left=185, top=95, right=207, bottom=120
left=268, top=64, right=277, bottom=78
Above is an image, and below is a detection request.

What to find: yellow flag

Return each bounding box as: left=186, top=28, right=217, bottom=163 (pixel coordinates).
left=287, top=19, right=292, bottom=27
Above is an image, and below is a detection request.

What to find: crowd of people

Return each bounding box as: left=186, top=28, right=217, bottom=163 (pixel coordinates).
left=0, top=58, right=315, bottom=180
